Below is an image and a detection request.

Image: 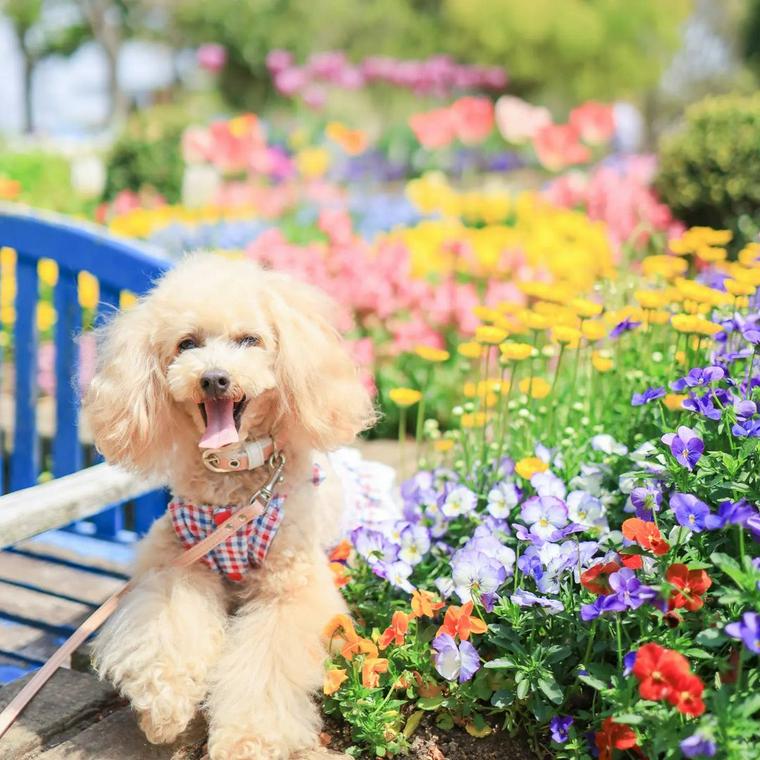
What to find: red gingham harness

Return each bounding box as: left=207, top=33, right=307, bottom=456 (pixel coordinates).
left=168, top=462, right=325, bottom=582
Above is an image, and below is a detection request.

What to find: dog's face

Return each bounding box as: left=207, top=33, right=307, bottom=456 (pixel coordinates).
left=83, top=255, right=375, bottom=474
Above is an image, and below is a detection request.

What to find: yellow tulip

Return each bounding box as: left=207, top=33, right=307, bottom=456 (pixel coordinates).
left=388, top=388, right=422, bottom=407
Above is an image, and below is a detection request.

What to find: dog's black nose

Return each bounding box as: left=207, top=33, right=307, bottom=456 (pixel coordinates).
left=200, top=369, right=231, bottom=398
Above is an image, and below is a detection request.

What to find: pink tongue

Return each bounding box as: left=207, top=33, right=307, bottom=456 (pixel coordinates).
left=199, top=399, right=239, bottom=449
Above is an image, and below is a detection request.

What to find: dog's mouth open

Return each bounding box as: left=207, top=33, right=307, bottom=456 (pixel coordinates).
left=198, top=397, right=248, bottom=449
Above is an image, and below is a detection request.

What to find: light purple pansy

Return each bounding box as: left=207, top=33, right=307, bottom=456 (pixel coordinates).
left=661, top=426, right=704, bottom=470
left=432, top=633, right=481, bottom=683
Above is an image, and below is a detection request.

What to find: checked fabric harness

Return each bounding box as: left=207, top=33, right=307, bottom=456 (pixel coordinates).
left=0, top=434, right=294, bottom=740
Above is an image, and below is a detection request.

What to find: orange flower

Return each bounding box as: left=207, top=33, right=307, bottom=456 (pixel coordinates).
left=622, top=518, right=670, bottom=556
left=361, top=657, right=389, bottom=689
left=411, top=589, right=444, bottom=619
left=323, top=614, right=357, bottom=641
left=323, top=614, right=376, bottom=660
left=437, top=601, right=487, bottom=641
left=595, top=718, right=638, bottom=760
left=342, top=637, right=379, bottom=661
left=325, top=122, right=368, bottom=155
left=378, top=611, right=410, bottom=650
left=329, top=561, right=350, bottom=588
left=665, top=564, right=712, bottom=612
left=329, top=539, right=352, bottom=563
left=323, top=668, right=348, bottom=695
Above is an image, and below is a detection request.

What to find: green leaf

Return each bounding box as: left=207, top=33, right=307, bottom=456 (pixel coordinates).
left=516, top=678, right=530, bottom=700
left=578, top=674, right=608, bottom=691
left=490, top=688, right=514, bottom=708
left=484, top=657, right=516, bottom=670
left=538, top=677, right=563, bottom=704
left=436, top=712, right=454, bottom=730
left=711, top=552, right=746, bottom=587
left=695, top=628, right=726, bottom=648
left=417, top=695, right=445, bottom=711
left=545, top=645, right=572, bottom=664
left=403, top=710, right=424, bottom=739
left=614, top=713, right=644, bottom=725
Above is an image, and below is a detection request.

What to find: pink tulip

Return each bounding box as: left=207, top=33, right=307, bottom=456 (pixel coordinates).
left=450, top=97, right=494, bottom=145
left=274, top=67, right=308, bottom=96
left=266, top=49, right=294, bottom=73
left=409, top=108, right=456, bottom=150
left=569, top=101, right=616, bottom=145
left=533, top=124, right=592, bottom=172
left=495, top=95, right=552, bottom=145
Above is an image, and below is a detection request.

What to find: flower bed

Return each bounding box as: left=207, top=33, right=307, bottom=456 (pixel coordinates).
left=323, top=231, right=760, bottom=758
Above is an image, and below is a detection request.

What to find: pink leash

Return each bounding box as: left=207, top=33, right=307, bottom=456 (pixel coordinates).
left=0, top=452, right=285, bottom=742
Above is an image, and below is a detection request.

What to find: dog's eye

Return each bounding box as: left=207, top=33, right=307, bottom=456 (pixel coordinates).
left=237, top=335, right=261, bottom=348
left=177, top=337, right=198, bottom=353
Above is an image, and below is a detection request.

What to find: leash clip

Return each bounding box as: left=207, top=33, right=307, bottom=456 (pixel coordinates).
left=250, top=451, right=286, bottom=507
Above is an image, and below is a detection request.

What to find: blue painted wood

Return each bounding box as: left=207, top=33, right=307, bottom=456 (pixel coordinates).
left=0, top=211, right=170, bottom=295
left=87, top=282, right=125, bottom=538
left=52, top=267, right=82, bottom=478
left=10, top=254, right=39, bottom=491
left=134, top=490, right=170, bottom=534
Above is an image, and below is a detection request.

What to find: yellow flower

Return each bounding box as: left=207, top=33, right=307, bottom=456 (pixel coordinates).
left=663, top=393, right=686, bottom=412
left=635, top=290, right=669, bottom=309
left=582, top=320, right=607, bottom=342
left=724, top=279, right=755, bottom=297
left=515, top=457, right=548, bottom=480
left=641, top=255, right=688, bottom=279
left=295, top=147, right=330, bottom=179
left=36, top=301, right=56, bottom=332
left=323, top=668, right=348, bottom=696
left=695, top=246, right=727, bottom=264
left=592, top=352, right=614, bottom=373
left=519, top=377, right=550, bottom=399
left=551, top=326, right=582, bottom=346
left=499, top=341, right=533, bottom=361
left=38, top=259, right=59, bottom=287
left=472, top=305, right=500, bottom=323
left=646, top=309, right=671, bottom=326
left=120, top=291, right=137, bottom=309
left=0, top=176, right=21, bottom=200
left=569, top=298, right=603, bottom=318
left=458, top=341, right=483, bottom=359
left=325, top=122, right=368, bottom=155
left=434, top=439, right=454, bottom=452
left=388, top=388, right=422, bottom=407
left=738, top=243, right=760, bottom=267
left=78, top=271, right=99, bottom=310
left=475, top=325, right=508, bottom=345
left=414, top=345, right=450, bottom=362
left=671, top=314, right=699, bottom=334
left=520, top=311, right=551, bottom=331
left=461, top=412, right=488, bottom=428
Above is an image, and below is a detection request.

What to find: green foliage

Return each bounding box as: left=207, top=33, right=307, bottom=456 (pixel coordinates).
left=0, top=149, right=91, bottom=214
left=104, top=104, right=188, bottom=202
left=442, top=0, right=692, bottom=102
left=655, top=94, right=760, bottom=250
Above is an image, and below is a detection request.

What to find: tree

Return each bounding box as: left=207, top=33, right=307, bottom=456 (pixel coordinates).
left=441, top=0, right=692, bottom=104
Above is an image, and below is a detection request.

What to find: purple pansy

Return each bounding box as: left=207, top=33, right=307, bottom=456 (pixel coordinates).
left=670, top=366, right=725, bottom=391
left=441, top=485, right=477, bottom=518
left=510, top=589, right=564, bottom=615
left=680, top=734, right=717, bottom=758
left=661, top=426, right=704, bottom=470
left=432, top=633, right=481, bottom=683
left=351, top=528, right=398, bottom=567
left=398, top=524, right=431, bottom=566
left=580, top=593, right=627, bottom=621
left=549, top=715, right=573, bottom=744
left=630, top=486, right=662, bottom=521
left=610, top=318, right=641, bottom=338
left=670, top=492, right=712, bottom=533
left=486, top=482, right=521, bottom=519
left=623, top=650, right=637, bottom=676
left=520, top=496, right=568, bottom=540
left=631, top=386, right=665, bottom=406
left=683, top=393, right=722, bottom=421
left=724, top=612, right=760, bottom=654
left=451, top=549, right=506, bottom=608
left=608, top=568, right=657, bottom=610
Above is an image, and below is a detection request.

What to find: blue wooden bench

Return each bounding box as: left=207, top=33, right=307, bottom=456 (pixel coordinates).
left=0, top=206, right=173, bottom=680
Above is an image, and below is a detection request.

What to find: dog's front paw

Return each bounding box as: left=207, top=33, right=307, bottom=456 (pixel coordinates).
left=136, top=691, right=197, bottom=745
left=208, top=730, right=293, bottom=760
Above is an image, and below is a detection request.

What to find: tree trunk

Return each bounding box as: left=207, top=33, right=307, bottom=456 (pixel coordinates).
left=20, top=50, right=34, bottom=134
left=103, top=43, right=128, bottom=126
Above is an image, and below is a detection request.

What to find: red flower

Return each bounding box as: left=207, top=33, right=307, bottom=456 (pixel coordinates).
left=533, top=123, right=591, bottom=171
left=450, top=97, right=494, bottom=145
left=663, top=667, right=706, bottom=717
left=378, top=611, right=410, bottom=650
left=665, top=563, right=712, bottom=612
left=619, top=552, right=643, bottom=570
left=632, top=642, right=690, bottom=701
left=409, top=108, right=456, bottom=150
left=569, top=101, right=616, bottom=145
left=595, top=718, right=638, bottom=760
left=581, top=561, right=620, bottom=595
left=622, top=518, right=670, bottom=556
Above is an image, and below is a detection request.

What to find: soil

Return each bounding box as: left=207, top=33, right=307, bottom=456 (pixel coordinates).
left=323, top=715, right=541, bottom=760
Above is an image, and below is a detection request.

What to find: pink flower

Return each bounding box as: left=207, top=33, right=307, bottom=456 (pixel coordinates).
left=569, top=102, right=616, bottom=145
left=533, top=124, right=591, bottom=172
left=495, top=96, right=552, bottom=144
left=274, top=67, right=308, bottom=96
left=409, top=108, right=456, bottom=150
left=450, top=97, right=494, bottom=145
left=197, top=43, right=227, bottom=73
left=266, top=49, right=294, bottom=74
left=318, top=208, right=354, bottom=246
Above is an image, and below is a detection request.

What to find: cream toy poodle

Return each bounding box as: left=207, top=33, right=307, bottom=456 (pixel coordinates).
left=83, top=254, right=375, bottom=759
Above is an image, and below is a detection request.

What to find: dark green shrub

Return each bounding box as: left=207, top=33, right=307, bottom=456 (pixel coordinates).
left=104, top=104, right=187, bottom=202
left=655, top=94, right=760, bottom=249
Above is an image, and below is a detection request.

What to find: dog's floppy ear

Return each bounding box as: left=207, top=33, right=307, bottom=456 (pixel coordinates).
left=264, top=272, right=376, bottom=451
left=83, top=298, right=173, bottom=475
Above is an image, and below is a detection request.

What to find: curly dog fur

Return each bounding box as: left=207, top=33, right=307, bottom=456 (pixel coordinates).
left=83, top=255, right=375, bottom=759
